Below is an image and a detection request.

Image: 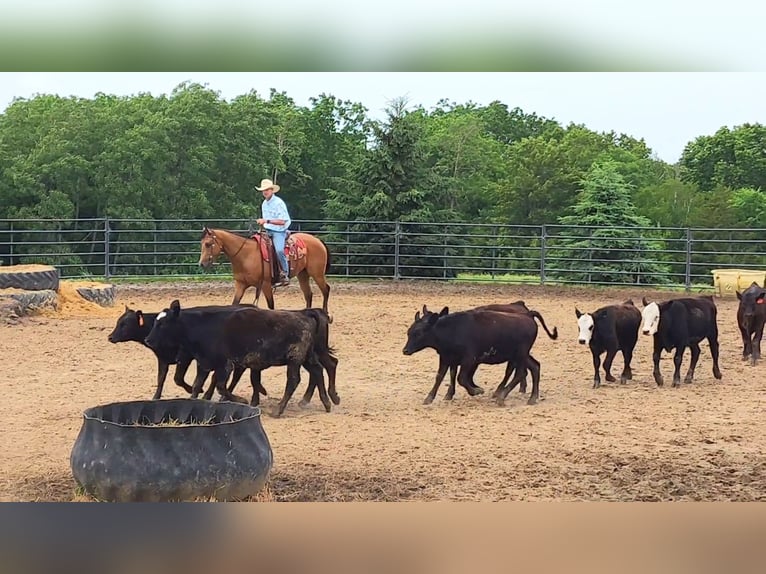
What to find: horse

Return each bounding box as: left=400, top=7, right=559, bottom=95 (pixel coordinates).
left=198, top=226, right=332, bottom=312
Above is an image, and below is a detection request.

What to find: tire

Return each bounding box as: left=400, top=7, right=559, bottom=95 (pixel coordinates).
left=76, top=284, right=115, bottom=307
left=0, top=265, right=60, bottom=291
left=0, top=289, right=58, bottom=319
left=70, top=399, right=274, bottom=502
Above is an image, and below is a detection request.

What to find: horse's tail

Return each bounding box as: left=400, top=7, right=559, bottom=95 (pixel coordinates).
left=528, top=310, right=559, bottom=340
left=319, top=237, right=331, bottom=274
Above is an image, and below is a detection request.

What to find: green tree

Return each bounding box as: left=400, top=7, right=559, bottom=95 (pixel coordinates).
left=680, top=124, right=766, bottom=192
left=553, top=161, right=670, bottom=284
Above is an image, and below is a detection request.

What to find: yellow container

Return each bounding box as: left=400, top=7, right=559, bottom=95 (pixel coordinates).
left=711, top=269, right=766, bottom=297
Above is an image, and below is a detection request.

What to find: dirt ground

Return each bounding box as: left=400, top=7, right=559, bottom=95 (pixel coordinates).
left=2, top=279, right=765, bottom=502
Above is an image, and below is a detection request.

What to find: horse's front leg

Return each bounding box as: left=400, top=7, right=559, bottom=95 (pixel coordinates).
left=231, top=281, right=247, bottom=306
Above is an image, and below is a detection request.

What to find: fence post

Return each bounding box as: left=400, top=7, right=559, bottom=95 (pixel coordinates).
left=685, top=227, right=692, bottom=292
left=9, top=221, right=13, bottom=266
left=394, top=221, right=401, bottom=280
left=443, top=229, right=448, bottom=280
left=540, top=224, right=547, bottom=285
left=345, top=223, right=350, bottom=277
left=104, top=217, right=111, bottom=279
left=153, top=223, right=159, bottom=276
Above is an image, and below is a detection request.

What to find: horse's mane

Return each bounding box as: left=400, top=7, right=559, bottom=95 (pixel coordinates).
left=200, top=227, right=254, bottom=241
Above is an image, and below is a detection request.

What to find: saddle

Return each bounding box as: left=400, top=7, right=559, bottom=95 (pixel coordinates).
left=251, top=230, right=308, bottom=285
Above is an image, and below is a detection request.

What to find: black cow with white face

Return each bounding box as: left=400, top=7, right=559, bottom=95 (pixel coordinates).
left=736, top=281, right=766, bottom=365
left=575, top=299, right=641, bottom=388
left=640, top=296, right=722, bottom=387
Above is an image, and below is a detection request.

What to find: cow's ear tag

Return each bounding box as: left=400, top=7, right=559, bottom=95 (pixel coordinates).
left=757, top=297, right=765, bottom=304
left=138, top=315, right=144, bottom=326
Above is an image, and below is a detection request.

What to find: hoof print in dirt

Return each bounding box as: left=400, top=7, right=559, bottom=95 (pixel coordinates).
left=0, top=289, right=58, bottom=320
left=76, top=284, right=116, bottom=307
left=0, top=264, right=60, bottom=291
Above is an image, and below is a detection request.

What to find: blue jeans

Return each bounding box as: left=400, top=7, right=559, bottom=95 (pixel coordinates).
left=269, top=231, right=289, bottom=276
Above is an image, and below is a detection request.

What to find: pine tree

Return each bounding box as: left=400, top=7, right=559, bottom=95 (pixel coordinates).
left=553, top=161, right=670, bottom=284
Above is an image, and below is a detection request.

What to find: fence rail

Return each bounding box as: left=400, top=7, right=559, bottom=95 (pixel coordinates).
left=1, top=218, right=765, bottom=290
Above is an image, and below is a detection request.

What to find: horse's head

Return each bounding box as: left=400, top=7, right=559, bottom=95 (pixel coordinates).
left=199, top=226, right=223, bottom=269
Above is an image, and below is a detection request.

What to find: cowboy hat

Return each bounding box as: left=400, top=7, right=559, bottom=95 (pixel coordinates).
left=255, top=178, right=280, bottom=193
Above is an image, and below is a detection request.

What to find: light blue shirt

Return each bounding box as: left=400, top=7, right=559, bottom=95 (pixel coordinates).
left=261, top=195, right=291, bottom=232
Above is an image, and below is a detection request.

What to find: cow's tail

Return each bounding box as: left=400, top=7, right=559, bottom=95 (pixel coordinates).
left=528, top=310, right=558, bottom=340
left=303, top=308, right=337, bottom=359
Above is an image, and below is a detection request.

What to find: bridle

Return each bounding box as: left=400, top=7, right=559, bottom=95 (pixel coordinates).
left=204, top=231, right=247, bottom=265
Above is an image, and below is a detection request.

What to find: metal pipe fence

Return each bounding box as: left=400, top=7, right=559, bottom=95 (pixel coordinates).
left=1, top=218, right=765, bottom=290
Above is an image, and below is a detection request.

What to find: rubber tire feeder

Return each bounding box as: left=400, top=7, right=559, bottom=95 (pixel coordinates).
left=0, top=289, right=58, bottom=319
left=70, top=399, right=273, bottom=502
left=76, top=284, right=116, bottom=307
left=0, top=265, right=60, bottom=291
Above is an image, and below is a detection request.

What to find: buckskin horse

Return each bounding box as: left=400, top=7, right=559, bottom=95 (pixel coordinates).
left=198, top=226, right=332, bottom=312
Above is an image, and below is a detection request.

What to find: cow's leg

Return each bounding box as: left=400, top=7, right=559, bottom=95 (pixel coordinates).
left=620, top=346, right=634, bottom=384
left=708, top=329, right=722, bottom=380
left=425, top=357, right=450, bottom=404
left=189, top=367, right=211, bottom=399
left=684, top=342, right=701, bottom=384
left=444, top=365, right=459, bottom=400
left=591, top=348, right=602, bottom=389
left=231, top=281, right=247, bottom=306
left=274, top=363, right=302, bottom=417
left=300, top=352, right=338, bottom=407
left=457, top=360, right=484, bottom=396
left=603, top=348, right=618, bottom=382
left=753, top=324, right=764, bottom=365
left=152, top=361, right=170, bottom=400
left=213, top=366, right=239, bottom=402
left=496, top=359, right=529, bottom=406
left=172, top=353, right=195, bottom=393
left=205, top=363, right=230, bottom=400
left=249, top=369, right=263, bottom=407
left=307, top=359, right=331, bottom=413
left=525, top=354, right=542, bottom=405
left=739, top=324, right=751, bottom=361
left=671, top=345, right=685, bottom=387
left=325, top=354, right=340, bottom=405
left=493, top=361, right=516, bottom=398
left=226, top=364, right=247, bottom=394
left=652, top=336, right=664, bottom=386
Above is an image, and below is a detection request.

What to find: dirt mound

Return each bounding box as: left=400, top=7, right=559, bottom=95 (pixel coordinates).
left=40, top=280, right=118, bottom=318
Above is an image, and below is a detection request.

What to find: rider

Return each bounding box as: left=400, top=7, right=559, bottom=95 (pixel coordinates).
left=255, top=178, right=292, bottom=287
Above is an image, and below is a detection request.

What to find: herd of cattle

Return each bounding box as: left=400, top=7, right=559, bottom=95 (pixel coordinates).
left=106, top=281, right=766, bottom=416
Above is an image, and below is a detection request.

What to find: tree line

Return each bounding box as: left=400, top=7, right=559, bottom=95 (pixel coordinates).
left=1, top=81, right=765, bottom=282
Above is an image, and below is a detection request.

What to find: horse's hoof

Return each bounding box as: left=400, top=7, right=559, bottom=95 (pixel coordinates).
left=330, top=393, right=341, bottom=405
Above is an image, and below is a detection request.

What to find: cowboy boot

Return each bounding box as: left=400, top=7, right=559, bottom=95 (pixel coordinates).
left=278, top=270, right=290, bottom=287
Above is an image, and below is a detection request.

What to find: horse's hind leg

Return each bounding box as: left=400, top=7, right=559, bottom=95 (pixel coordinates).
left=297, top=269, right=313, bottom=308
left=313, top=273, right=331, bottom=312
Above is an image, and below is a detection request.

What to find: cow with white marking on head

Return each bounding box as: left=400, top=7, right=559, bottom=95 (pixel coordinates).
left=574, top=299, right=641, bottom=388
left=640, top=295, right=722, bottom=387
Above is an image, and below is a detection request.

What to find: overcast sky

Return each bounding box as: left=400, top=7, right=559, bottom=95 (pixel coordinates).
left=2, top=72, right=765, bottom=165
